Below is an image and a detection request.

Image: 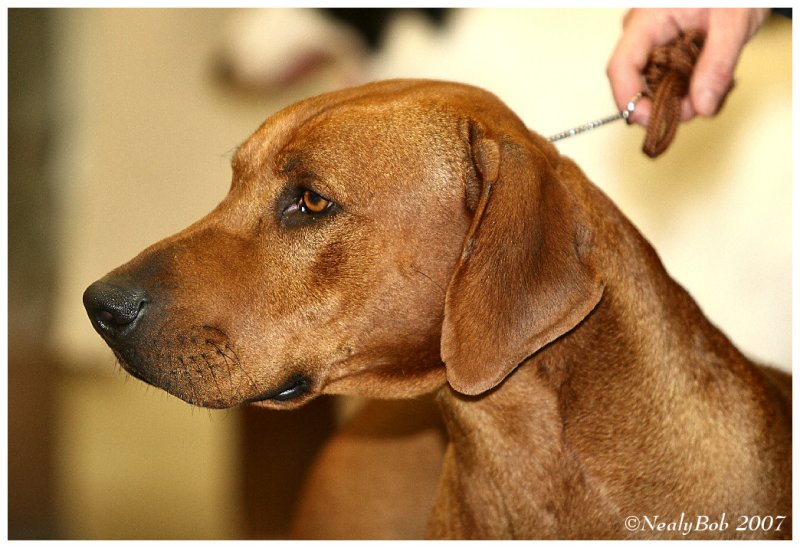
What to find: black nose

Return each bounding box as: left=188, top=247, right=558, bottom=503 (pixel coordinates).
left=83, top=280, right=148, bottom=339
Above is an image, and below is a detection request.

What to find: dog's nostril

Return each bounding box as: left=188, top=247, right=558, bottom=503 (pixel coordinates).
left=83, top=280, right=148, bottom=338
left=95, top=309, right=116, bottom=325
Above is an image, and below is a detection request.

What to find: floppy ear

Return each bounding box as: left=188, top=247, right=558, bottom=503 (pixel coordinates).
left=441, top=123, right=605, bottom=396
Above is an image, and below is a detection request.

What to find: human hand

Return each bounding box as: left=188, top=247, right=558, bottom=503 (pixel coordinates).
left=607, top=8, right=770, bottom=127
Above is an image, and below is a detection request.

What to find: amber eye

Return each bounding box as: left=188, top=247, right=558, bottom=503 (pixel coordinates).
left=299, top=190, right=332, bottom=214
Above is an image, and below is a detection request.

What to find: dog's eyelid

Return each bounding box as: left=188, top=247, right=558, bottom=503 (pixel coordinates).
left=299, top=186, right=333, bottom=202
left=284, top=171, right=339, bottom=208
left=278, top=153, right=340, bottom=202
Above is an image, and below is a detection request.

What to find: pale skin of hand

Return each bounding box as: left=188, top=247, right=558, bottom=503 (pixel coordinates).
left=607, top=8, right=770, bottom=127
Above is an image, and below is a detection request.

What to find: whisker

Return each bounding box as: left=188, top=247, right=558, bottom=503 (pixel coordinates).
left=202, top=353, right=225, bottom=401
left=179, top=356, right=199, bottom=404
left=209, top=340, right=240, bottom=400
left=225, top=343, right=257, bottom=390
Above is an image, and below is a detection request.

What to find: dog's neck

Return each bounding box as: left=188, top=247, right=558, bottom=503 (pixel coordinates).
left=428, top=195, right=756, bottom=539
left=430, top=285, right=638, bottom=539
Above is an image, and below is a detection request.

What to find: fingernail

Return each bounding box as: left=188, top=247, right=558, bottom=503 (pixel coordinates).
left=696, top=88, right=719, bottom=116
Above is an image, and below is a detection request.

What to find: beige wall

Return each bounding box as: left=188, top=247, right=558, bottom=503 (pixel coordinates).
left=43, top=8, right=790, bottom=539
left=49, top=8, right=267, bottom=539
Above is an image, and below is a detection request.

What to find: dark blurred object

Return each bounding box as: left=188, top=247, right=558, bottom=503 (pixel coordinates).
left=215, top=8, right=451, bottom=94
left=8, top=8, right=59, bottom=540
left=240, top=398, right=337, bottom=539
left=323, top=8, right=450, bottom=50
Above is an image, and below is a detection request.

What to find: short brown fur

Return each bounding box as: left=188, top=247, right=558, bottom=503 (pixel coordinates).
left=85, top=80, right=791, bottom=539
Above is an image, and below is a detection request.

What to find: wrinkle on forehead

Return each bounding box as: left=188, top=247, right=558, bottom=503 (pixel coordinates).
left=231, top=79, right=472, bottom=174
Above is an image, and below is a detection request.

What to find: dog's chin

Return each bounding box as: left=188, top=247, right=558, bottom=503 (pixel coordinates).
left=119, top=360, right=316, bottom=410
left=106, top=327, right=318, bottom=408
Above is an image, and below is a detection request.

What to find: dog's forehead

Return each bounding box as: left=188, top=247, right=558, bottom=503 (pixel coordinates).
left=289, top=101, right=458, bottom=159
left=233, top=80, right=507, bottom=165
left=228, top=80, right=543, bottom=207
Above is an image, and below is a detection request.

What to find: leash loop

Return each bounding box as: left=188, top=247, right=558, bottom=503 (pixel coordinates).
left=641, top=29, right=704, bottom=157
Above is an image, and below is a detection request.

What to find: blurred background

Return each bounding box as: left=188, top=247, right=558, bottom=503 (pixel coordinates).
left=8, top=8, right=791, bottom=540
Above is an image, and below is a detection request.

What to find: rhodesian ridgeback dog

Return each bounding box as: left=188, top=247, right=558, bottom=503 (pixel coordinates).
left=84, top=79, right=791, bottom=539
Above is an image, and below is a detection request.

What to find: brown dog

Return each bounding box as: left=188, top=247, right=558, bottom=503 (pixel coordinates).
left=83, top=79, right=791, bottom=539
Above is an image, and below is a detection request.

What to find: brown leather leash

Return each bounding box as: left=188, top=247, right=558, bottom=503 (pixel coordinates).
left=548, top=30, right=704, bottom=158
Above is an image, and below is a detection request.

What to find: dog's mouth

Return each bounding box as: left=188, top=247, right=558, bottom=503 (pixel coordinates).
left=113, top=346, right=313, bottom=408
left=246, top=374, right=312, bottom=404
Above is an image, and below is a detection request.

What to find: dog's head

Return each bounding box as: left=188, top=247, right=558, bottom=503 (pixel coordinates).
left=83, top=79, right=603, bottom=409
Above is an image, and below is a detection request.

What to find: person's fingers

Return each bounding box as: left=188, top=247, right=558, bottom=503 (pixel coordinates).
left=607, top=10, right=682, bottom=126
left=689, top=9, right=769, bottom=117
left=689, top=16, right=747, bottom=116
left=629, top=97, right=652, bottom=128
left=678, top=97, right=697, bottom=122
left=608, top=9, right=770, bottom=126
left=607, top=40, right=654, bottom=125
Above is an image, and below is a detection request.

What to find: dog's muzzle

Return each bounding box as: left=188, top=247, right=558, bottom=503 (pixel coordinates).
left=83, top=277, right=315, bottom=408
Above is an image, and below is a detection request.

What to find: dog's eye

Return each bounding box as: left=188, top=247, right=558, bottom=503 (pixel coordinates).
left=299, top=190, right=332, bottom=215
left=279, top=187, right=337, bottom=228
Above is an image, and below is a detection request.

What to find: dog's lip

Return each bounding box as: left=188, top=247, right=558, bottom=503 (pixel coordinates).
left=110, top=348, right=156, bottom=386
left=246, top=374, right=312, bottom=403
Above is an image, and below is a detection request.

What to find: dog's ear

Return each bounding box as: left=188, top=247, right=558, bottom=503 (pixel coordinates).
left=441, top=122, right=605, bottom=396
